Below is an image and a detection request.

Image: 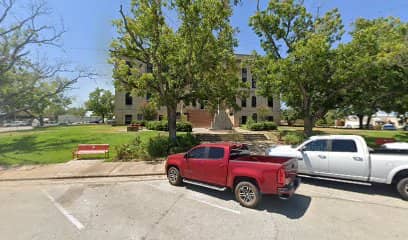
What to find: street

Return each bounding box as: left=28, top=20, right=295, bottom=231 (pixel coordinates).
left=0, top=176, right=407, bottom=240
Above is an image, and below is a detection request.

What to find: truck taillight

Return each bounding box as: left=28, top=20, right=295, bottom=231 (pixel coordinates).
left=277, top=168, right=286, bottom=186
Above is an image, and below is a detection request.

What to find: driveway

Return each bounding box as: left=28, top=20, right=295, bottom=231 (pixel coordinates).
left=0, top=176, right=407, bottom=240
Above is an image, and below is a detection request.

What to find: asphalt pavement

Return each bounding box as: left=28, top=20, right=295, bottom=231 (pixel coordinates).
left=0, top=176, right=407, bottom=240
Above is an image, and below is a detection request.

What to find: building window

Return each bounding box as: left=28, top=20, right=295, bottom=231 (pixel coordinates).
left=126, top=61, right=132, bottom=76
left=125, top=93, right=133, bottom=105
left=125, top=115, right=132, bottom=124
left=146, top=63, right=153, bottom=73
left=251, top=76, right=256, bottom=88
left=241, top=116, right=247, bottom=125
left=252, top=113, right=258, bottom=122
left=137, top=114, right=143, bottom=120
left=176, top=112, right=181, bottom=120
left=241, top=98, right=247, bottom=108
left=267, top=116, right=274, bottom=122
left=241, top=68, right=247, bottom=83
left=158, top=115, right=163, bottom=121
left=267, top=97, right=273, bottom=107
left=251, top=96, right=257, bottom=107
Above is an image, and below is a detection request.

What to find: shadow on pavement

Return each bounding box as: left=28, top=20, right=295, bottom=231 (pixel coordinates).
left=184, top=184, right=311, bottom=219
left=301, top=177, right=400, bottom=198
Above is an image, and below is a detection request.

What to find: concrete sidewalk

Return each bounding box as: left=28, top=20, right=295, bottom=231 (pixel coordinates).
left=0, top=160, right=166, bottom=181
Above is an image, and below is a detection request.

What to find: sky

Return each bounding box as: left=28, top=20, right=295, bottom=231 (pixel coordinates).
left=19, top=0, right=408, bottom=107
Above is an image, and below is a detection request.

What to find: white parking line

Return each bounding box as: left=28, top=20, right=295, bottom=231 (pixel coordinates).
left=187, top=197, right=241, bottom=215
left=42, top=190, right=84, bottom=230
left=145, top=182, right=240, bottom=215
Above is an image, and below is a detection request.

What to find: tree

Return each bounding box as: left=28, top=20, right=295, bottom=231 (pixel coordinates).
left=249, top=0, right=344, bottom=136
left=85, top=88, right=114, bottom=123
left=110, top=0, right=240, bottom=142
left=139, top=102, right=158, bottom=121
left=336, top=17, right=408, bottom=128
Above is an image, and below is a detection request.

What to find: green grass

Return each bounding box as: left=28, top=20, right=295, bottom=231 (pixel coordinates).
left=0, top=125, right=163, bottom=166
left=275, top=126, right=408, bottom=147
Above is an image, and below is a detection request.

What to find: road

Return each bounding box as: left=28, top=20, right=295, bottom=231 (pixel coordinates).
left=0, top=176, right=407, bottom=240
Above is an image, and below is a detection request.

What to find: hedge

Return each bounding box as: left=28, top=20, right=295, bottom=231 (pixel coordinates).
left=146, top=121, right=193, bottom=132
left=247, top=121, right=277, bottom=131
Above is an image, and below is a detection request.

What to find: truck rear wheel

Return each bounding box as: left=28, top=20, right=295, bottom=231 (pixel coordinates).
left=396, top=177, right=408, bottom=200
left=167, top=166, right=182, bottom=186
left=234, top=181, right=261, bottom=208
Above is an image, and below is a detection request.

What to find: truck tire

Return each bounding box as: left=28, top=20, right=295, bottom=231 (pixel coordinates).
left=167, top=166, right=182, bottom=186
left=234, top=181, right=261, bottom=208
left=396, top=177, right=408, bottom=200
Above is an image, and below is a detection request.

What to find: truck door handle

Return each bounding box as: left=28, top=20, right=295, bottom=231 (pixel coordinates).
left=318, top=155, right=326, bottom=159
left=353, top=157, right=363, bottom=161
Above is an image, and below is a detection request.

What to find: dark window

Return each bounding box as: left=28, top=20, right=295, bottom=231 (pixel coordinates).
left=252, top=113, right=258, bottom=122
left=146, top=93, right=151, bottom=101
left=188, top=147, right=207, bottom=159
left=242, top=68, right=247, bottom=82
left=267, top=116, right=274, bottom=122
left=241, top=98, right=247, bottom=107
left=267, top=97, right=273, bottom=107
left=304, top=140, right=328, bottom=152
left=125, top=93, right=133, bottom=105
left=208, top=147, right=225, bottom=159
left=158, top=115, right=163, bottom=121
left=251, top=76, right=256, bottom=88
left=137, top=114, right=143, bottom=120
left=241, top=116, right=247, bottom=125
left=146, top=63, right=153, bottom=73
left=176, top=112, right=181, bottom=120
left=331, top=140, right=357, bottom=152
left=125, top=115, right=132, bottom=124
left=251, top=96, right=257, bottom=107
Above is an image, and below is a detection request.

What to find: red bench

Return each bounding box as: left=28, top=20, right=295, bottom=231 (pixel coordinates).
left=375, top=138, right=396, bottom=146
left=73, top=144, right=110, bottom=159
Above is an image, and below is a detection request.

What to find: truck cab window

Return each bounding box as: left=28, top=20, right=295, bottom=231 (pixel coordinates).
left=331, top=140, right=357, bottom=152
left=304, top=140, right=328, bottom=151
left=188, top=147, right=207, bottom=159
left=208, top=147, right=224, bottom=160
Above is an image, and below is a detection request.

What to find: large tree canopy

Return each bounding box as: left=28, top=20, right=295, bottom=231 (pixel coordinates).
left=249, top=0, right=344, bottom=136
left=110, top=0, right=244, bottom=141
left=85, top=88, right=114, bottom=123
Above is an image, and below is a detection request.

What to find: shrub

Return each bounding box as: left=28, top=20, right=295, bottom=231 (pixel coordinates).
left=247, top=121, right=277, bottom=131
left=131, top=120, right=147, bottom=126
left=170, top=133, right=200, bottom=154
left=146, top=121, right=168, bottom=131
left=146, top=135, right=170, bottom=158
left=115, top=133, right=200, bottom=161
left=176, top=121, right=193, bottom=132
left=146, top=121, right=193, bottom=132
left=282, top=132, right=304, bottom=145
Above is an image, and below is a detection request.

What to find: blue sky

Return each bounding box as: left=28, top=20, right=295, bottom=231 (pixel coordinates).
left=24, top=0, right=408, bottom=107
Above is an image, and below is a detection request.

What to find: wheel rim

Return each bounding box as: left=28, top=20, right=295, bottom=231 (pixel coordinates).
left=168, top=168, right=178, bottom=183
left=238, top=185, right=256, bottom=203
left=405, top=183, right=408, bottom=194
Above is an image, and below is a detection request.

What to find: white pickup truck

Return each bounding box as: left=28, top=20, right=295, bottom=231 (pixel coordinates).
left=266, top=135, right=408, bottom=200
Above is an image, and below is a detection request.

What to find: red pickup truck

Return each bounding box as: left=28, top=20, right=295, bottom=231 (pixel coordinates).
left=165, top=142, right=300, bottom=208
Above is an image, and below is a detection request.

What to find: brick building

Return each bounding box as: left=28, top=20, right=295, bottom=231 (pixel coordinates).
left=114, top=54, right=280, bottom=127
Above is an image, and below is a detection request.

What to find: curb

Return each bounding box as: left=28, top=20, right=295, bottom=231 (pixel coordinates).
left=0, top=172, right=166, bottom=182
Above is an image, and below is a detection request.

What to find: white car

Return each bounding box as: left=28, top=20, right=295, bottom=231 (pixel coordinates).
left=266, top=135, right=408, bottom=200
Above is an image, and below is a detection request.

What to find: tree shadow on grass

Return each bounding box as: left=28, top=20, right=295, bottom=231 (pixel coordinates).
left=184, top=184, right=311, bottom=219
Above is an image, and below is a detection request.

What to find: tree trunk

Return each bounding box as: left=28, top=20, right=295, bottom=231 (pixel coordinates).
left=102, top=114, right=105, bottom=123
left=39, top=116, right=44, bottom=127
left=167, top=104, right=177, bottom=143
left=304, top=116, right=314, bottom=137
left=357, top=114, right=364, bottom=129
left=365, top=115, right=372, bottom=129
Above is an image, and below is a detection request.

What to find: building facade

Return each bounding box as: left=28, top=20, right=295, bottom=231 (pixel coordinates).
left=114, top=54, right=281, bottom=127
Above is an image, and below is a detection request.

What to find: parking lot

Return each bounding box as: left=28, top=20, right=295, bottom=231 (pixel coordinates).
left=0, top=176, right=407, bottom=240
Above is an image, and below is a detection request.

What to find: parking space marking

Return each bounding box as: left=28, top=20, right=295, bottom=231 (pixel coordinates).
left=187, top=197, right=241, bottom=215
left=42, top=190, right=84, bottom=230
left=144, top=181, right=241, bottom=215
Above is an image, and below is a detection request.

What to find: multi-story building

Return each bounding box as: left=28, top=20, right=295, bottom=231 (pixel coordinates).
left=114, top=54, right=280, bottom=128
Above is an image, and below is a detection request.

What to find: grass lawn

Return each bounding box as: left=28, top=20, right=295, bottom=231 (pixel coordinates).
left=276, top=126, right=408, bottom=147
left=0, top=125, right=164, bottom=166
